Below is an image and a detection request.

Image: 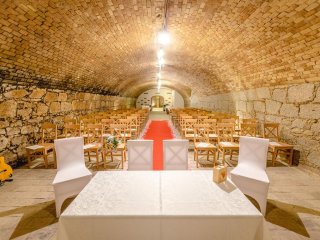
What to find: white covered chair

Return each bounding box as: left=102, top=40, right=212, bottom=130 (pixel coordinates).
left=230, top=136, right=270, bottom=216
left=53, top=137, right=92, bottom=217
left=163, top=139, right=189, bottom=170
left=127, top=140, right=153, bottom=170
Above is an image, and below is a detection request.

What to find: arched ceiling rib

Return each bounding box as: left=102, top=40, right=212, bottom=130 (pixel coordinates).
left=1, top=0, right=319, bottom=97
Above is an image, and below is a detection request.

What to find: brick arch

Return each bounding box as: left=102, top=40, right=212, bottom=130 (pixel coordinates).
left=1, top=1, right=319, bottom=97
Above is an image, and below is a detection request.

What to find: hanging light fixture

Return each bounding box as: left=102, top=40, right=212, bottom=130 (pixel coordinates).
left=155, top=0, right=169, bottom=90
left=157, top=0, right=170, bottom=46
left=157, top=31, right=170, bottom=45
left=157, top=48, right=164, bottom=59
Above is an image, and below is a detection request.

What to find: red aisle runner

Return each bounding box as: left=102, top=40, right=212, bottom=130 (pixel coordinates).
left=143, top=120, right=174, bottom=170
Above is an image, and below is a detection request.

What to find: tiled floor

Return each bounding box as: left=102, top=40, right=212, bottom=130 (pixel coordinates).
left=1, top=112, right=320, bottom=240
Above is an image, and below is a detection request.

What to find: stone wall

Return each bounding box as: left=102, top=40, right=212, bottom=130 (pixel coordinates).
left=0, top=84, right=135, bottom=164
left=191, top=83, right=320, bottom=170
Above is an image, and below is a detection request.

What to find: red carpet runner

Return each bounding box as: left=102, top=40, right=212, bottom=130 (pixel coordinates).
left=143, top=121, right=174, bottom=170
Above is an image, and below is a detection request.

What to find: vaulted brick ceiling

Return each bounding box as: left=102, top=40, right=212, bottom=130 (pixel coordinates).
left=1, top=0, right=319, bottom=98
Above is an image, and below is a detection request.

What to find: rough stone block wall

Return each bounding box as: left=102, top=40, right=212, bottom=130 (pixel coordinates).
left=0, top=84, right=135, bottom=164
left=191, top=83, right=320, bottom=170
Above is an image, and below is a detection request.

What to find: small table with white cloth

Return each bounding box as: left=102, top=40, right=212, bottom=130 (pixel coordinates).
left=58, top=171, right=270, bottom=240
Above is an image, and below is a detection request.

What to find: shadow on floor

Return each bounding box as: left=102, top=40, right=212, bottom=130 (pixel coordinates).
left=248, top=197, right=320, bottom=238
left=265, top=199, right=320, bottom=237
left=0, top=198, right=73, bottom=239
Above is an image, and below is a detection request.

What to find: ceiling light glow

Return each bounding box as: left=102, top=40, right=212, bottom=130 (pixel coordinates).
left=157, top=30, right=170, bottom=45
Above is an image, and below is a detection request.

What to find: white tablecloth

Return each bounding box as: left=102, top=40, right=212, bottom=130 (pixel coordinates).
left=58, top=171, right=269, bottom=240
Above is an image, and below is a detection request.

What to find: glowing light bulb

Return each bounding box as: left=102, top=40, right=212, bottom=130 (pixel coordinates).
left=157, top=30, right=170, bottom=45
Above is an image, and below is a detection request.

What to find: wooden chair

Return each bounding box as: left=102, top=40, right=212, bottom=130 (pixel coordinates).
left=83, top=124, right=105, bottom=169
left=127, top=116, right=140, bottom=138
left=183, top=119, right=198, bottom=142
left=41, top=122, right=57, bottom=167
left=25, top=145, right=48, bottom=169
left=263, top=123, right=294, bottom=166
left=204, top=119, right=218, bottom=143
left=217, top=123, right=239, bottom=165
left=101, top=119, right=112, bottom=138
left=26, top=122, right=57, bottom=168
left=193, top=124, right=217, bottom=168
left=180, top=115, right=192, bottom=135
left=108, top=124, right=127, bottom=169
left=119, top=119, right=132, bottom=141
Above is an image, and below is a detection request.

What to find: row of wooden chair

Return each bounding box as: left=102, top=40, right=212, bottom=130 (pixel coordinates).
left=25, top=108, right=149, bottom=169
left=170, top=108, right=294, bottom=167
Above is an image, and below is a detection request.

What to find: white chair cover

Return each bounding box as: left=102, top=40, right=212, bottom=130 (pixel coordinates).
left=163, top=139, right=189, bottom=170
left=230, top=136, right=270, bottom=215
left=53, top=137, right=92, bottom=217
left=127, top=140, right=153, bottom=170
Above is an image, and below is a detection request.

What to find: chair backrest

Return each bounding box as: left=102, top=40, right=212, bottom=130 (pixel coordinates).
left=127, top=140, right=153, bottom=170
left=41, top=122, right=57, bottom=143
left=184, top=119, right=197, bottom=136
left=238, top=136, right=269, bottom=170
left=111, top=123, right=127, bottom=143
left=54, top=137, right=85, bottom=171
left=64, top=124, right=81, bottom=137
left=263, top=123, right=280, bottom=141
left=216, top=123, right=234, bottom=143
left=65, top=118, right=77, bottom=125
left=243, top=118, right=257, bottom=124
left=85, top=124, right=104, bottom=143
left=163, top=139, right=188, bottom=170
left=240, top=123, right=257, bottom=137
left=196, top=116, right=208, bottom=124
left=193, top=124, right=210, bottom=143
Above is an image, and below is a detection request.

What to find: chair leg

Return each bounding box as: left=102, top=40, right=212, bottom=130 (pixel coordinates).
left=104, top=151, right=107, bottom=168
left=230, top=150, right=233, bottom=161
left=43, top=151, right=48, bottom=169
left=121, top=153, right=124, bottom=169
left=53, top=149, right=57, bottom=168
left=95, top=150, right=99, bottom=170
left=27, top=153, right=32, bottom=168
left=272, top=150, right=277, bottom=166
left=196, top=149, right=199, bottom=168
left=222, top=149, right=225, bottom=165
left=213, top=150, right=216, bottom=167
left=288, top=148, right=293, bottom=165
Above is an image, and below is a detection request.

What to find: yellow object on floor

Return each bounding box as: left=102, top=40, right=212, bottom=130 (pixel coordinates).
left=0, top=156, right=13, bottom=185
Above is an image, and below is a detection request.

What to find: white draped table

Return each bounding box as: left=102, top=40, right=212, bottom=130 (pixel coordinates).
left=58, top=171, right=269, bottom=240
